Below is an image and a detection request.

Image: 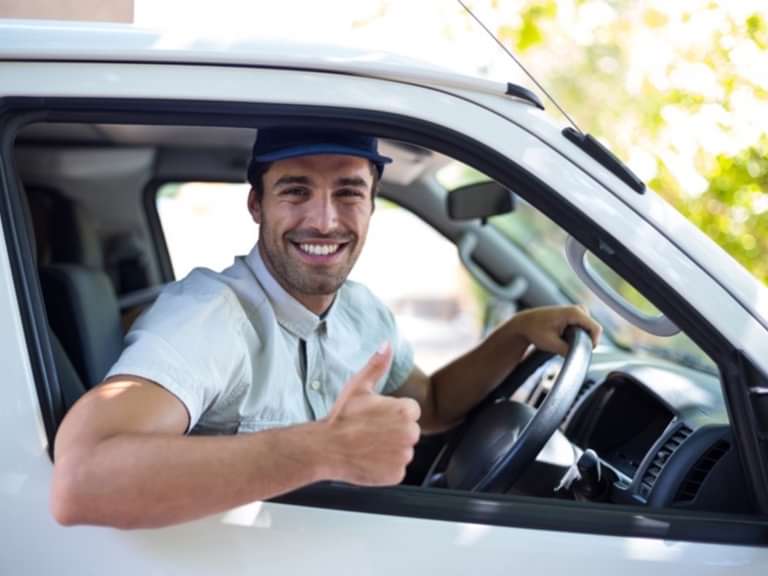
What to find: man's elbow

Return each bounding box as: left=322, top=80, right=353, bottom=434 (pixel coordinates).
left=50, top=458, right=120, bottom=528
left=51, top=499, right=80, bottom=527
left=51, top=458, right=162, bottom=530
left=50, top=475, right=140, bottom=529
left=50, top=463, right=85, bottom=527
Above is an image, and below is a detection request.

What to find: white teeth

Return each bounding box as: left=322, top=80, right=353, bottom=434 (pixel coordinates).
left=299, top=243, right=340, bottom=256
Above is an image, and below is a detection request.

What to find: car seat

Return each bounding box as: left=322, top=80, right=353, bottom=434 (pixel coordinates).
left=26, top=185, right=124, bottom=398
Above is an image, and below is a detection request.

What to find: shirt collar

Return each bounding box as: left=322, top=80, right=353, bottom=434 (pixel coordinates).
left=246, top=244, right=338, bottom=340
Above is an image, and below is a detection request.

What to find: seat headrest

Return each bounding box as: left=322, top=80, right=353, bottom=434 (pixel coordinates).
left=26, top=186, right=104, bottom=269
left=39, top=265, right=123, bottom=389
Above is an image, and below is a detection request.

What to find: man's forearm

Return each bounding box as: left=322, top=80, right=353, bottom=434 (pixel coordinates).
left=426, top=319, right=530, bottom=429
left=52, top=421, right=331, bottom=529
left=420, top=305, right=601, bottom=431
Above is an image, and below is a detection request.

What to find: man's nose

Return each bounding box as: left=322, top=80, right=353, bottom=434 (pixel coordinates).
left=305, top=193, right=339, bottom=234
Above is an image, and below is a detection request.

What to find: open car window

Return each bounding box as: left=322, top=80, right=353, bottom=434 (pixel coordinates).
left=6, top=114, right=765, bottom=549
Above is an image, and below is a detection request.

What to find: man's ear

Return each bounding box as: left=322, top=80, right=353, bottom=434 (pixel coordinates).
left=370, top=180, right=379, bottom=214
left=247, top=187, right=262, bottom=224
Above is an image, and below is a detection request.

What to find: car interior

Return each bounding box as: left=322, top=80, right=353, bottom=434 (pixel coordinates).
left=9, top=118, right=758, bottom=519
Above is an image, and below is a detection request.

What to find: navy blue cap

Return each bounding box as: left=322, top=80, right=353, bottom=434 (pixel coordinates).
left=248, top=127, right=392, bottom=184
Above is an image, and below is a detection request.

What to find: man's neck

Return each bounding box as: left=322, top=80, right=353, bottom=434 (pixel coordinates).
left=258, top=243, right=336, bottom=316
left=296, top=293, right=335, bottom=317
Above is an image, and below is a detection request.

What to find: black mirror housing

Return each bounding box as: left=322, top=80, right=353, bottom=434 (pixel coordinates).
left=447, top=181, right=515, bottom=222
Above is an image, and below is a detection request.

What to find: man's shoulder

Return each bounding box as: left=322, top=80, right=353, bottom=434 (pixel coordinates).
left=165, top=266, right=239, bottom=305
left=148, top=259, right=267, bottom=327
left=339, top=278, right=387, bottom=309
left=337, top=279, right=396, bottom=330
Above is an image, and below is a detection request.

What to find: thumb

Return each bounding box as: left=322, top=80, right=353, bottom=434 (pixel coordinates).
left=328, top=341, right=393, bottom=420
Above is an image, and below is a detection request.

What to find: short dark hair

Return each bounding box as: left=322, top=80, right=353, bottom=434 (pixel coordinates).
left=248, top=161, right=273, bottom=203
left=248, top=160, right=380, bottom=204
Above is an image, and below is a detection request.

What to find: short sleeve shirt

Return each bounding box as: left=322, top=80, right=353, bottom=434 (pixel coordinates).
left=106, top=244, right=415, bottom=434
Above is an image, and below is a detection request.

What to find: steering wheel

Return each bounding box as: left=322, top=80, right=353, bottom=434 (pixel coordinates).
left=423, top=326, right=593, bottom=492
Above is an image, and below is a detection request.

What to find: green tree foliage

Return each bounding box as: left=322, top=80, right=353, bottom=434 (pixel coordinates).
left=481, top=0, right=768, bottom=284
left=656, top=138, right=768, bottom=282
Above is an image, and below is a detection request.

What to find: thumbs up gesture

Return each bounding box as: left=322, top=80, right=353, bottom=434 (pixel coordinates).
left=322, top=342, right=421, bottom=486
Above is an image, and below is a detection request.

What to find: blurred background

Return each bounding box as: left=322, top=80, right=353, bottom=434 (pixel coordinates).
left=142, top=0, right=768, bottom=290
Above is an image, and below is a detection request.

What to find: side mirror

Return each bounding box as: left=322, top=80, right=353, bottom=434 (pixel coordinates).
left=447, top=181, right=515, bottom=223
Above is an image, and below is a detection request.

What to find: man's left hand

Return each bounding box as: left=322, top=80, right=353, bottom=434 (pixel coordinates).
left=507, top=305, right=602, bottom=357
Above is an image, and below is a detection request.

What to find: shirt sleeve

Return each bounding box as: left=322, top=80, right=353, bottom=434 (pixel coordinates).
left=105, top=271, right=248, bottom=431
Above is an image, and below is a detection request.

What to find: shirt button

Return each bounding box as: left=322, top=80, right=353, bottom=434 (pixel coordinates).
left=310, top=379, right=321, bottom=391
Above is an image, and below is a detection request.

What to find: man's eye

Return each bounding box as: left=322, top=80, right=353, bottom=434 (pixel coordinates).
left=336, top=189, right=364, bottom=199
left=280, top=187, right=309, bottom=197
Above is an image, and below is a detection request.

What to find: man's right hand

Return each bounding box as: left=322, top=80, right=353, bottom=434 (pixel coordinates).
left=322, top=342, right=421, bottom=486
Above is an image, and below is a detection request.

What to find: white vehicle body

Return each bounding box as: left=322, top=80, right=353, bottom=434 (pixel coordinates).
left=0, top=20, right=766, bottom=575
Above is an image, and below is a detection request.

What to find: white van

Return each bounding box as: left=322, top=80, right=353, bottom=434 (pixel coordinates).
left=1, top=19, right=766, bottom=575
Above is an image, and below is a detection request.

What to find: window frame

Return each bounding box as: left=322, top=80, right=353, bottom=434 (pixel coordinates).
left=1, top=97, right=767, bottom=546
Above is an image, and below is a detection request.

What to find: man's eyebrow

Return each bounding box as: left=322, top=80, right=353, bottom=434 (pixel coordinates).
left=273, top=175, right=313, bottom=187
left=334, top=176, right=369, bottom=188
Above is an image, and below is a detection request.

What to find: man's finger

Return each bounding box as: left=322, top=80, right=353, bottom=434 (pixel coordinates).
left=397, top=397, right=421, bottom=422
left=328, top=342, right=393, bottom=420
left=547, top=335, right=570, bottom=357
left=568, top=307, right=602, bottom=348
left=587, top=319, right=603, bottom=347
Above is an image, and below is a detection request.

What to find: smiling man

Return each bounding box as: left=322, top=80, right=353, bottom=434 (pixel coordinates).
left=51, top=128, right=601, bottom=529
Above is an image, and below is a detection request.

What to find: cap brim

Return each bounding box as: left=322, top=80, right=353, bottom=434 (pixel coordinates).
left=252, top=143, right=392, bottom=165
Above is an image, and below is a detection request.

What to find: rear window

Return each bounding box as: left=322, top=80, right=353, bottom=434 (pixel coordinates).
left=156, top=182, right=255, bottom=278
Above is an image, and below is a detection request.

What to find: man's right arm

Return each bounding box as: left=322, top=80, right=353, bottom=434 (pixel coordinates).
left=51, top=343, right=419, bottom=529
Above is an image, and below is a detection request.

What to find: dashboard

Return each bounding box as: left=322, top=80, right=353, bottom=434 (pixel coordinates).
left=519, top=349, right=754, bottom=514
left=571, top=377, right=673, bottom=479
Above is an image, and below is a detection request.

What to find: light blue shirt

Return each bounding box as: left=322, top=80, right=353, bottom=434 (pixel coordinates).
left=106, top=245, right=414, bottom=434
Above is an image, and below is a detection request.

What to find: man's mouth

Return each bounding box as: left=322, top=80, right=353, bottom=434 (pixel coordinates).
left=289, top=240, right=350, bottom=262
left=298, top=243, right=341, bottom=256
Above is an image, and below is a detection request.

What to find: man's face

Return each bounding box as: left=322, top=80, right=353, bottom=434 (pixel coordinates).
left=248, top=154, right=375, bottom=306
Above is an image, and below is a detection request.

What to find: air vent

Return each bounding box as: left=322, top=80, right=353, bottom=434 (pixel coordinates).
left=639, top=424, right=693, bottom=500
left=674, top=440, right=730, bottom=503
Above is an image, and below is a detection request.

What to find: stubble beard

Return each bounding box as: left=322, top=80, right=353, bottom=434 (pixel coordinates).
left=259, top=219, right=361, bottom=297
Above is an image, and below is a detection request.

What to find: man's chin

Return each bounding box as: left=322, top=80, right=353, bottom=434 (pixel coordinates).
left=264, top=245, right=357, bottom=296
left=295, top=277, right=346, bottom=296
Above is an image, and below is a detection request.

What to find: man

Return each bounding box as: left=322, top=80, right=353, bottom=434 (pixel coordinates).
left=51, top=128, right=601, bottom=529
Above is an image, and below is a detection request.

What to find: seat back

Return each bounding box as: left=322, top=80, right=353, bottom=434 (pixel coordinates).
left=50, top=329, right=88, bottom=413
left=15, top=179, right=89, bottom=412
left=39, top=264, right=124, bottom=390
left=25, top=185, right=125, bottom=394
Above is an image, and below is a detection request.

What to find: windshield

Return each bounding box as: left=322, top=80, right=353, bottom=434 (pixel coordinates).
left=437, top=165, right=717, bottom=374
